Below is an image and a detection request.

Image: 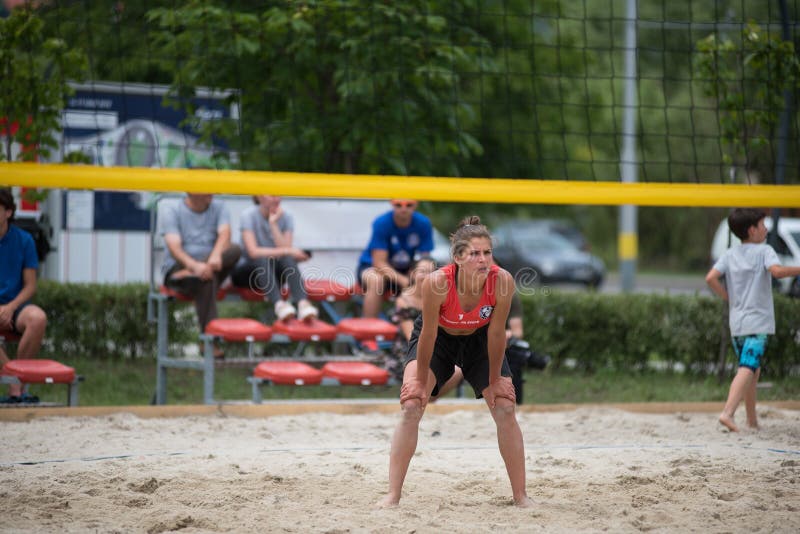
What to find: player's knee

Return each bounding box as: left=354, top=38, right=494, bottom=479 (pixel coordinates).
left=491, top=400, right=516, bottom=422
left=399, top=399, right=424, bottom=422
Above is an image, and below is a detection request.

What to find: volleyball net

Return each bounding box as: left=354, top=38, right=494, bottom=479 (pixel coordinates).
left=2, top=1, right=800, bottom=207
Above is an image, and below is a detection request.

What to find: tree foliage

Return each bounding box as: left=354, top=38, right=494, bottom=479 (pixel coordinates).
left=10, top=1, right=800, bottom=270
left=0, top=6, right=86, bottom=162
left=695, top=22, right=800, bottom=182
left=146, top=0, right=490, bottom=176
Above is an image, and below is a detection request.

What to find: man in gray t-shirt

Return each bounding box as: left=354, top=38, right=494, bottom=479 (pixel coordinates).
left=161, top=194, right=241, bottom=340
left=230, top=195, right=317, bottom=321
left=706, top=208, right=800, bottom=433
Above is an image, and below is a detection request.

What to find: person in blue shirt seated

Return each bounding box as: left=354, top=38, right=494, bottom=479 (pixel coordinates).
left=356, top=199, right=433, bottom=318
left=0, top=188, right=47, bottom=403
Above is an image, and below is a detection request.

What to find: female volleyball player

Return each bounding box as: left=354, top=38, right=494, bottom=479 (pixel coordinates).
left=378, top=216, right=533, bottom=508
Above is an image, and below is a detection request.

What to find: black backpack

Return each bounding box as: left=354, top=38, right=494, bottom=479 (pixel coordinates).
left=13, top=219, right=52, bottom=262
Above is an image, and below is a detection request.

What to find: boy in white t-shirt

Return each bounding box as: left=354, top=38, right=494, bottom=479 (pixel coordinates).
left=705, top=208, right=800, bottom=432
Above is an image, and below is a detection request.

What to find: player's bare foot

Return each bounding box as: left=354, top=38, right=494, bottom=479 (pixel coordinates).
left=376, top=495, right=399, bottom=508
left=515, top=495, right=535, bottom=508
left=718, top=413, right=739, bottom=432
left=747, top=422, right=760, bottom=431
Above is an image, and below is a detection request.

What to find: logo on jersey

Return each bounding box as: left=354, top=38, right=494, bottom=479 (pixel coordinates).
left=458, top=313, right=464, bottom=320
left=479, top=305, right=494, bottom=320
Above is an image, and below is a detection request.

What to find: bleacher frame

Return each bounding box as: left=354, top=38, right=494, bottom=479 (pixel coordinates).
left=0, top=332, right=84, bottom=407
left=147, top=194, right=398, bottom=405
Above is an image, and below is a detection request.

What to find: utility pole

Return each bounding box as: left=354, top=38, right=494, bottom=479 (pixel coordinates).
left=619, top=0, right=638, bottom=292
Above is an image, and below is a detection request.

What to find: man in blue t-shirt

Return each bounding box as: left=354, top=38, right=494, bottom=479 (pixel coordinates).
left=0, top=188, right=48, bottom=401
left=357, top=199, right=433, bottom=318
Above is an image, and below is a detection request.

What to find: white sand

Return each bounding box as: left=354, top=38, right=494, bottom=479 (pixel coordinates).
left=0, top=404, right=798, bottom=533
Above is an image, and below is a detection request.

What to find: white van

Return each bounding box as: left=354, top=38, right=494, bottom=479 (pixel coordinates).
left=711, top=216, right=800, bottom=295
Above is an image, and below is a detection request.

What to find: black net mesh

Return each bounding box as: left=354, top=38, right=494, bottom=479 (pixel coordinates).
left=1, top=1, right=799, bottom=186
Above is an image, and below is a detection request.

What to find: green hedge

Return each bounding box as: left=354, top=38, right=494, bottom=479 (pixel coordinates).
left=32, top=282, right=272, bottom=359
left=522, top=292, right=800, bottom=377
left=17, top=282, right=800, bottom=377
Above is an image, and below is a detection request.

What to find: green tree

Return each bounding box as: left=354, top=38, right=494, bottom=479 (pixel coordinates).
left=695, top=22, right=800, bottom=183
left=37, top=1, right=173, bottom=85
left=146, top=0, right=490, bottom=175
left=0, top=6, right=86, bottom=162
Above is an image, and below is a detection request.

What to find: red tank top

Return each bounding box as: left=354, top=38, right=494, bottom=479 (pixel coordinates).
left=438, top=263, right=498, bottom=329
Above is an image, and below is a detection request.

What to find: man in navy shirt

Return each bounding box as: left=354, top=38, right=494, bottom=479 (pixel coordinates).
left=357, top=199, right=433, bottom=318
left=0, top=188, right=47, bottom=401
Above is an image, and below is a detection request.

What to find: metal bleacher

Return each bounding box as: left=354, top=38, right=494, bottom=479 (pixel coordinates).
left=146, top=194, right=398, bottom=405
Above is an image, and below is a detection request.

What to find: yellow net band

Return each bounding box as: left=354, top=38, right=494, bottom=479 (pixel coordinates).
left=2, top=163, right=800, bottom=207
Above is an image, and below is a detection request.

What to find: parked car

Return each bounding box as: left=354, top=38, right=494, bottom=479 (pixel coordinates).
left=492, top=220, right=605, bottom=288
left=525, top=218, right=591, bottom=251
left=711, top=216, right=800, bottom=296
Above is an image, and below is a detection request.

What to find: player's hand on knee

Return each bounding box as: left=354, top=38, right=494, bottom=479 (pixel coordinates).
left=482, top=376, right=516, bottom=408
left=400, top=378, right=428, bottom=407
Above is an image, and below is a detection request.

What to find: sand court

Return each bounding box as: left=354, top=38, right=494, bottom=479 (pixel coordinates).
left=0, top=401, right=798, bottom=533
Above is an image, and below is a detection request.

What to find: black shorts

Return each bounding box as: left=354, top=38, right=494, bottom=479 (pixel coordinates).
left=404, top=316, right=512, bottom=399
left=356, top=264, right=406, bottom=297
left=10, top=301, right=32, bottom=335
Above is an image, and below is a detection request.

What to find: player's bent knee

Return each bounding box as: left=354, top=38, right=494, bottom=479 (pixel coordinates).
left=399, top=399, right=424, bottom=421
left=491, top=400, right=516, bottom=419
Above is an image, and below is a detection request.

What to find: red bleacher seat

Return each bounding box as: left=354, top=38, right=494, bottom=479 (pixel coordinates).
left=227, top=286, right=266, bottom=302
left=159, top=285, right=227, bottom=301
left=321, top=361, right=390, bottom=386
left=227, top=285, right=291, bottom=301
left=0, top=329, right=20, bottom=343
left=351, top=282, right=396, bottom=301
left=271, top=317, right=338, bottom=342
left=159, top=285, right=193, bottom=302
left=304, top=279, right=356, bottom=302
left=254, top=361, right=324, bottom=385
left=335, top=317, right=397, bottom=342
left=351, top=282, right=365, bottom=296
left=205, top=318, right=272, bottom=342
left=2, top=359, right=76, bottom=384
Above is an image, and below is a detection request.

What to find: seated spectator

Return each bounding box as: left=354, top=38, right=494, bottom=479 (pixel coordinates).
left=357, top=199, right=433, bottom=318
left=385, top=258, right=437, bottom=380
left=0, top=188, right=47, bottom=402
left=231, top=195, right=318, bottom=322
left=161, top=193, right=241, bottom=357
left=392, top=258, right=437, bottom=341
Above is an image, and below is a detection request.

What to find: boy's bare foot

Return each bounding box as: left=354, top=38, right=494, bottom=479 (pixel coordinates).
left=718, top=413, right=739, bottom=432
left=514, top=496, right=535, bottom=508
left=376, top=495, right=399, bottom=508
left=747, top=422, right=760, bottom=431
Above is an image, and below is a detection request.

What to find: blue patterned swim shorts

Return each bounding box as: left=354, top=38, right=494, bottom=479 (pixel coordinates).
left=731, top=334, right=768, bottom=371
